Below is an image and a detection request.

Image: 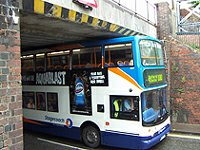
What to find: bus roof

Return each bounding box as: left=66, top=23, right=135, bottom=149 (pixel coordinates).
left=50, top=35, right=160, bottom=50
left=23, top=36, right=161, bottom=54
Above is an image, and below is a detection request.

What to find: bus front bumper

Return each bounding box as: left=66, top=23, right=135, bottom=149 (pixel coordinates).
left=139, top=124, right=171, bottom=149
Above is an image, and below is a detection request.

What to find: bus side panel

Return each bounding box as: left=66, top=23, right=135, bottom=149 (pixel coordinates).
left=24, top=121, right=80, bottom=140
left=101, top=123, right=170, bottom=149
left=101, top=132, right=140, bottom=149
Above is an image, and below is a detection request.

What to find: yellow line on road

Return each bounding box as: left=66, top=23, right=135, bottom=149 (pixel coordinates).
left=168, top=133, right=200, bottom=140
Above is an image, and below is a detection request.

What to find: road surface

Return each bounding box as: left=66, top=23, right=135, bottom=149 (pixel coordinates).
left=24, top=130, right=200, bottom=150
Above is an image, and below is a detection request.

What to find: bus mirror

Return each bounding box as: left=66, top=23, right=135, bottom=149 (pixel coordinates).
left=160, top=40, right=165, bottom=46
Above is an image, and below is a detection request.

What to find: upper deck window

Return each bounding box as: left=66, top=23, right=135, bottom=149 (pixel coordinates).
left=47, top=51, right=69, bottom=70
left=36, top=53, right=45, bottom=71
left=21, top=55, right=34, bottom=72
left=104, top=43, right=133, bottom=67
left=139, top=40, right=164, bottom=66
left=72, top=47, right=101, bottom=68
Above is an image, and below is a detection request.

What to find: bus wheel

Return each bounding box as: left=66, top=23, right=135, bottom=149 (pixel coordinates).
left=82, top=126, right=100, bottom=148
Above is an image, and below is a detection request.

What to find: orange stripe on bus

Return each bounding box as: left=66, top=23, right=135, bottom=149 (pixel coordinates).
left=108, top=68, right=142, bottom=90
left=23, top=117, right=43, bottom=125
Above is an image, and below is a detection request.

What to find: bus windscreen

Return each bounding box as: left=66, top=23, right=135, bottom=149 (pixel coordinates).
left=140, top=40, right=164, bottom=66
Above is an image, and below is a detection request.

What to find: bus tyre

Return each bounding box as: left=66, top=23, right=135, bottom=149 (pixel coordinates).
left=82, top=126, right=100, bottom=148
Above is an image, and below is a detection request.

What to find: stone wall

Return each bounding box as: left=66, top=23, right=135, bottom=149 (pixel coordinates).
left=0, top=0, right=23, bottom=149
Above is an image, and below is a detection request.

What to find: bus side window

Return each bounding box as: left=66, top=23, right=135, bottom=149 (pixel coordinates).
left=105, top=43, right=133, bottom=67
left=23, top=92, right=35, bottom=109
left=47, top=93, right=58, bottom=112
left=47, top=51, right=69, bottom=70
left=36, top=92, right=46, bottom=111
left=110, top=96, right=139, bottom=121
left=21, top=55, right=34, bottom=72
left=72, top=47, right=101, bottom=68
left=36, top=53, right=45, bottom=72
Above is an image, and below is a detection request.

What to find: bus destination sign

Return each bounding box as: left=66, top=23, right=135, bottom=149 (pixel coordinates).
left=148, top=74, right=163, bottom=83
left=144, top=69, right=166, bottom=87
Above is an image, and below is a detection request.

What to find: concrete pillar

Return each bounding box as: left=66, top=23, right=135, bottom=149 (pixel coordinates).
left=156, top=2, right=172, bottom=40
left=0, top=0, right=23, bottom=150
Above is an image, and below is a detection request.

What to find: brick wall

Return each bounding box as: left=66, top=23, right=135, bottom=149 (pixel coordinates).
left=176, top=34, right=200, bottom=47
left=169, top=40, right=200, bottom=124
left=0, top=0, right=23, bottom=150
left=157, top=2, right=200, bottom=127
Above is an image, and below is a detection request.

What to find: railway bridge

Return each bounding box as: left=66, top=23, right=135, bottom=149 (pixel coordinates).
left=0, top=0, right=157, bottom=149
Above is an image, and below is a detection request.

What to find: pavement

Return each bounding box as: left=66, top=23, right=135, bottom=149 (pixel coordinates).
left=171, top=123, right=200, bottom=135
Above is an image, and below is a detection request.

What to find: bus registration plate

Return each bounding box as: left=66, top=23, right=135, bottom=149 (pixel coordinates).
left=160, top=134, right=166, bottom=141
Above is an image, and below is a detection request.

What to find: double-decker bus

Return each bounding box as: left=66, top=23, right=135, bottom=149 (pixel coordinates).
left=22, top=36, right=170, bottom=149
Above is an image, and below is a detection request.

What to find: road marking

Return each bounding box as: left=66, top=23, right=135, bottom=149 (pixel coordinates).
left=168, top=133, right=200, bottom=140
left=37, top=138, right=88, bottom=150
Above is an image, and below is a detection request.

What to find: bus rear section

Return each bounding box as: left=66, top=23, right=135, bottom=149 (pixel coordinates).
left=22, top=36, right=170, bottom=149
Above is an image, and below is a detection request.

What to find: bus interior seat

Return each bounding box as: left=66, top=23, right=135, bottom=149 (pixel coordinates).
left=108, top=62, right=114, bottom=67
left=117, top=61, right=124, bottom=66
left=47, top=65, right=55, bottom=70
left=104, top=63, right=108, bottom=67
left=26, top=66, right=33, bottom=71
left=64, top=65, right=68, bottom=69
left=124, top=61, right=129, bottom=66
left=36, top=66, right=44, bottom=71
left=55, top=65, right=63, bottom=69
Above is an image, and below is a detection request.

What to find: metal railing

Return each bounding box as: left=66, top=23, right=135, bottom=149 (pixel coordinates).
left=106, top=0, right=157, bottom=26
left=176, top=0, right=200, bottom=34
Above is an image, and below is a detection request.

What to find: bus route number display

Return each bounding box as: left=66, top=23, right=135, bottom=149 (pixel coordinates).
left=144, top=69, right=166, bottom=87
